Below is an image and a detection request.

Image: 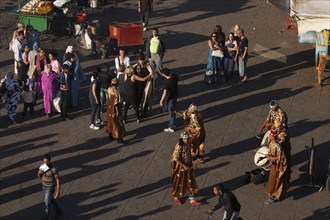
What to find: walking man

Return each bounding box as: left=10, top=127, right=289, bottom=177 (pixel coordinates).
left=160, top=68, right=179, bottom=132
left=138, top=0, right=153, bottom=31
left=208, top=183, right=241, bottom=220
left=235, top=29, right=248, bottom=82
left=146, top=28, right=166, bottom=77
left=38, top=154, right=61, bottom=219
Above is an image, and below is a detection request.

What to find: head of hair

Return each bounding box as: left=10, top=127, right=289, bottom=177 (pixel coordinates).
left=163, top=68, right=171, bottom=76
left=37, top=48, right=44, bottom=53
left=18, top=30, right=24, bottom=36
left=215, top=25, right=222, bottom=32
left=92, top=67, right=101, bottom=78
left=62, top=64, right=70, bottom=70
left=43, top=154, right=51, bottom=161
left=23, top=85, right=30, bottom=91
left=152, top=27, right=159, bottom=32
left=211, top=32, right=218, bottom=39
left=49, top=50, right=57, bottom=58
left=26, top=25, right=33, bottom=31
left=214, top=183, right=224, bottom=191
left=138, top=52, right=146, bottom=61
left=228, top=32, right=234, bottom=40
left=118, top=64, right=125, bottom=72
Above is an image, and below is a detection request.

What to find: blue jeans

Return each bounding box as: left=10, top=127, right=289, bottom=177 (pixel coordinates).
left=224, top=56, right=235, bottom=80
left=42, top=185, right=59, bottom=220
left=168, top=99, right=177, bottom=129
left=90, top=96, right=101, bottom=124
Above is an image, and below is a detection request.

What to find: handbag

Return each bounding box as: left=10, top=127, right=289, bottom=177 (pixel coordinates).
left=52, top=91, right=62, bottom=113
left=212, top=50, right=224, bottom=58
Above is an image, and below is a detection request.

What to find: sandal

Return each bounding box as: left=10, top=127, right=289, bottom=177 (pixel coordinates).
left=174, top=198, right=181, bottom=205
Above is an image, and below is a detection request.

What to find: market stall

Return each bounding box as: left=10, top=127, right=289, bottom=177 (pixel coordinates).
left=16, top=0, right=55, bottom=32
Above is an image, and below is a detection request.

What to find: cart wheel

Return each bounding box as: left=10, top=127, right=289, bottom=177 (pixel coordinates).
left=76, top=37, right=85, bottom=49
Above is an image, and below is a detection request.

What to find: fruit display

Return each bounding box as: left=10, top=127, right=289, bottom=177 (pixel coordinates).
left=20, top=0, right=54, bottom=15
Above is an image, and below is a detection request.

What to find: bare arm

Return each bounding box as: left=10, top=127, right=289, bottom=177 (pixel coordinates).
left=38, top=169, right=43, bottom=178
left=55, top=176, right=61, bottom=198
left=159, top=89, right=167, bottom=106
left=242, top=46, right=248, bottom=60
left=92, top=83, right=98, bottom=104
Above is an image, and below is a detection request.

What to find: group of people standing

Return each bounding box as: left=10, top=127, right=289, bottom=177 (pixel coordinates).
left=1, top=23, right=86, bottom=123
left=205, top=24, right=248, bottom=84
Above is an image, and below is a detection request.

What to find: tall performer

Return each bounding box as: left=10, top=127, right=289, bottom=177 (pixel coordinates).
left=264, top=130, right=288, bottom=205
left=177, top=104, right=206, bottom=163
left=170, top=131, right=201, bottom=206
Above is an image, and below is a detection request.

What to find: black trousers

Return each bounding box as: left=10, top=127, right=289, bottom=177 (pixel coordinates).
left=23, top=102, right=34, bottom=116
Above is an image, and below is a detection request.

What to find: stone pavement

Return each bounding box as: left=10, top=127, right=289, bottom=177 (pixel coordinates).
left=0, top=0, right=330, bottom=219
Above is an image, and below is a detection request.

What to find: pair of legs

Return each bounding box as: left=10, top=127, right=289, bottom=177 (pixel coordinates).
left=140, top=10, right=150, bottom=28
left=123, top=100, right=140, bottom=122
left=90, top=97, right=101, bottom=125
left=100, top=88, right=108, bottom=113
left=173, top=194, right=200, bottom=206
left=238, top=57, right=248, bottom=81
left=60, top=91, right=68, bottom=118
left=168, top=99, right=176, bottom=129
left=149, top=53, right=163, bottom=77
left=224, top=57, right=235, bottom=81
left=23, top=102, right=34, bottom=117
left=42, top=185, right=60, bottom=220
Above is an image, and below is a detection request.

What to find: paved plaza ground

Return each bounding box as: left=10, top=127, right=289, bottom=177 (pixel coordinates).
left=0, top=0, right=329, bottom=219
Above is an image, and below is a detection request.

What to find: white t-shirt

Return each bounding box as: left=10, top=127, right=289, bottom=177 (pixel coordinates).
left=115, top=56, right=130, bottom=70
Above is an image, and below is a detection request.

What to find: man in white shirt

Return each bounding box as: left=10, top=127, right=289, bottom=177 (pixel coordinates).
left=115, top=49, right=130, bottom=73
left=12, top=31, right=26, bottom=78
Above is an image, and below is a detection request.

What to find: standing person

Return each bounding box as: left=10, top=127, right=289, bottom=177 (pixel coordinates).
left=138, top=0, right=153, bottom=31
left=122, top=66, right=152, bottom=123
left=1, top=71, right=22, bottom=124
left=49, top=51, right=61, bottom=74
left=63, top=53, right=86, bottom=108
left=12, top=31, right=25, bottom=84
left=22, top=85, right=35, bottom=118
left=115, top=49, right=130, bottom=73
left=21, top=44, right=30, bottom=86
left=146, top=27, right=166, bottom=77
left=224, top=32, right=237, bottom=81
left=89, top=69, right=103, bottom=130
left=106, top=78, right=126, bottom=143
left=235, top=29, right=248, bottom=82
left=26, top=25, right=40, bottom=51
left=257, top=100, right=288, bottom=137
left=27, top=43, right=38, bottom=80
left=55, top=64, right=70, bottom=120
left=170, top=131, right=201, bottom=206
left=208, top=183, right=241, bottom=220
left=134, top=52, right=156, bottom=118
left=39, top=64, right=57, bottom=118
left=205, top=32, right=223, bottom=84
left=37, top=154, right=61, bottom=219
left=177, top=104, right=206, bottom=163
left=274, top=120, right=292, bottom=182
left=214, top=25, right=225, bottom=46
left=264, top=130, right=288, bottom=205
left=35, top=48, right=49, bottom=105
left=159, top=68, right=178, bottom=133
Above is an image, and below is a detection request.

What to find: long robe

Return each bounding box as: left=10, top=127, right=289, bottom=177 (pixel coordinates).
left=2, top=78, right=22, bottom=121
left=267, top=141, right=288, bottom=200
left=277, top=129, right=292, bottom=181
left=39, top=71, right=57, bottom=114
left=183, top=111, right=206, bottom=158
left=106, top=86, right=125, bottom=139
left=63, top=61, right=86, bottom=107
left=171, top=141, right=199, bottom=198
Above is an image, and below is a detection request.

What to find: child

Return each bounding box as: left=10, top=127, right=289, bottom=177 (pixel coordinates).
left=22, top=85, right=34, bottom=117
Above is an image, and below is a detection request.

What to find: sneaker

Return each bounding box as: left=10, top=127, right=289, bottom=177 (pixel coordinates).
left=89, top=124, right=100, bottom=130
left=164, top=128, right=174, bottom=133
left=143, top=27, right=147, bottom=31
left=142, top=22, right=145, bottom=27
left=95, top=119, right=105, bottom=126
